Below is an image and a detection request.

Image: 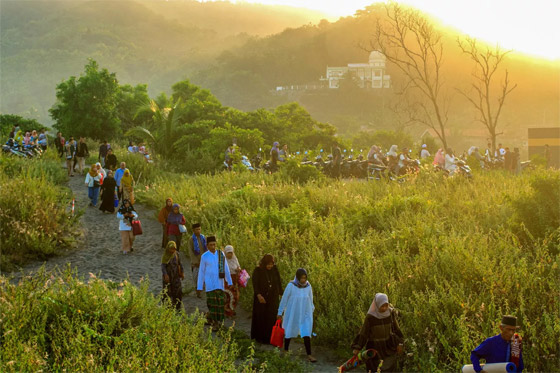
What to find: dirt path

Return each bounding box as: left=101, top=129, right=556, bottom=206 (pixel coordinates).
left=15, top=168, right=343, bottom=372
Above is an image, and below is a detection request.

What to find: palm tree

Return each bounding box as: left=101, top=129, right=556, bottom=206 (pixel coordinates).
left=125, top=98, right=184, bottom=159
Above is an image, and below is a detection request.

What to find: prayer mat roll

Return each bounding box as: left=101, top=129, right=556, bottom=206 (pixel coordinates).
left=339, top=349, right=377, bottom=372
left=462, top=362, right=516, bottom=373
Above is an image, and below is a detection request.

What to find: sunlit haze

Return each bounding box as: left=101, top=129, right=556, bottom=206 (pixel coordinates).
left=228, top=0, right=560, bottom=59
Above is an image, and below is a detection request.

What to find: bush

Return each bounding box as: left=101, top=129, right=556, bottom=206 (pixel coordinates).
left=0, top=154, right=77, bottom=270
left=136, top=168, right=560, bottom=371
left=280, top=159, right=324, bottom=184
left=0, top=268, right=259, bottom=372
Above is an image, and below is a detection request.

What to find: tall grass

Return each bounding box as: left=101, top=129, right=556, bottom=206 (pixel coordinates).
left=0, top=151, right=78, bottom=270
left=136, top=169, right=560, bottom=371
left=0, top=268, right=261, bottom=372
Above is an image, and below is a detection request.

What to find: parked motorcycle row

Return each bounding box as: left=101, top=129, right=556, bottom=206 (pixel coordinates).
left=224, top=149, right=473, bottom=181
left=2, top=139, right=44, bottom=158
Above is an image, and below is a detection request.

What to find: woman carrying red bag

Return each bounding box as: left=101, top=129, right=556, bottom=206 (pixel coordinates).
left=250, top=254, right=283, bottom=345
left=277, top=268, right=317, bottom=363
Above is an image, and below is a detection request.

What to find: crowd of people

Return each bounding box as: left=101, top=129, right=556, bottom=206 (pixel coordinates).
left=7, top=126, right=49, bottom=150
left=7, top=128, right=527, bottom=370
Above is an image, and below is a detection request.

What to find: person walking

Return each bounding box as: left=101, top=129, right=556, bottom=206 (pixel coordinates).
left=470, top=315, right=524, bottom=373
left=63, top=142, right=75, bottom=177
left=224, top=245, right=241, bottom=317
left=114, top=162, right=126, bottom=200
left=251, top=254, right=283, bottom=344
left=85, top=164, right=101, bottom=207
left=161, top=241, right=184, bottom=311
left=98, top=140, right=109, bottom=167
left=351, top=293, right=404, bottom=372
left=166, top=203, right=186, bottom=251
left=277, top=268, right=316, bottom=362
left=188, top=223, right=207, bottom=298
left=120, top=168, right=135, bottom=205
left=75, top=137, right=89, bottom=175
left=105, top=148, right=118, bottom=171
left=117, top=199, right=137, bottom=254
left=197, top=236, right=232, bottom=331
left=158, top=198, right=174, bottom=249
left=99, top=170, right=117, bottom=213
left=55, top=132, right=65, bottom=158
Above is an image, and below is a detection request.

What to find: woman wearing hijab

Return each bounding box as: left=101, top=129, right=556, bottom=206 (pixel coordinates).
left=251, top=254, right=283, bottom=344
left=120, top=169, right=135, bottom=205
left=277, top=268, right=317, bottom=363
left=433, top=148, right=445, bottom=168
left=99, top=169, right=117, bottom=213
left=157, top=198, right=174, bottom=249
left=351, top=293, right=404, bottom=372
left=166, top=204, right=186, bottom=251
left=161, top=241, right=184, bottom=310
left=387, top=145, right=399, bottom=176
left=117, top=199, right=138, bottom=254
left=96, top=162, right=106, bottom=182
left=23, top=132, right=31, bottom=146
left=224, top=245, right=241, bottom=317
left=85, top=164, right=102, bottom=207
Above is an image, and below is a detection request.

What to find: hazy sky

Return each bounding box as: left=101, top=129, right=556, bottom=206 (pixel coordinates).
left=230, top=0, right=560, bottom=59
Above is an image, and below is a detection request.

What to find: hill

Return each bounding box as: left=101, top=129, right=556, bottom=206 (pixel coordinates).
left=0, top=0, right=326, bottom=124
left=191, top=3, right=560, bottom=147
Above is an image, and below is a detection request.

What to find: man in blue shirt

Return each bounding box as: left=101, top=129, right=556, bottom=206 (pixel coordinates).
left=114, top=162, right=126, bottom=200
left=197, top=236, right=232, bottom=331
left=470, top=315, right=524, bottom=372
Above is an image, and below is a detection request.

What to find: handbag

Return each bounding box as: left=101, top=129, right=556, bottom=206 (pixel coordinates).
left=131, top=220, right=143, bottom=236
left=179, top=224, right=187, bottom=233
left=238, top=269, right=250, bottom=288
left=270, top=320, right=285, bottom=348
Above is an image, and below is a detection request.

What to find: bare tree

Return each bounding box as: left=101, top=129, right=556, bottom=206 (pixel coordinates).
left=457, top=37, right=517, bottom=154
left=371, top=2, right=451, bottom=149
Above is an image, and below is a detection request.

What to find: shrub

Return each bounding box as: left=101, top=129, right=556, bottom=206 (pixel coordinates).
left=0, top=154, right=77, bottom=270
left=0, top=268, right=259, bottom=372
left=280, top=159, right=324, bottom=184
left=136, top=168, right=560, bottom=371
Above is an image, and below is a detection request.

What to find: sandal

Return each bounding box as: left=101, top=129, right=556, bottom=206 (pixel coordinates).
left=307, top=355, right=317, bottom=363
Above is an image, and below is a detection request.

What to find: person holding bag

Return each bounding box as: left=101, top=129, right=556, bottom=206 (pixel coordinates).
left=250, top=254, right=283, bottom=344
left=85, top=164, right=101, bottom=207
left=166, top=204, right=186, bottom=251
left=117, top=199, right=138, bottom=254
left=351, top=293, right=404, bottom=372
left=277, top=268, right=317, bottom=363
left=224, top=245, right=241, bottom=317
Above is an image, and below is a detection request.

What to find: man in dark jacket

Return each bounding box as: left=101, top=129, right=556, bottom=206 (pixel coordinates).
left=74, top=137, right=89, bottom=175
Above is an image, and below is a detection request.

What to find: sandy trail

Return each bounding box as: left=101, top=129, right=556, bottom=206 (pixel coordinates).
left=14, top=169, right=343, bottom=372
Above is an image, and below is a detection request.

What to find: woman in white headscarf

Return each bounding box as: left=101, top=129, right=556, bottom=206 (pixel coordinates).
left=351, top=293, right=404, bottom=372
left=387, top=145, right=400, bottom=176
left=224, top=245, right=241, bottom=317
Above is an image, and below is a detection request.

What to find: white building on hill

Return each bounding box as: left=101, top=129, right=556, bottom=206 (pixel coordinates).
left=321, top=51, right=391, bottom=89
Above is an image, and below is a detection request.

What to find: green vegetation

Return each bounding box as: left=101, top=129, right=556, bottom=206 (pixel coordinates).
left=135, top=168, right=560, bottom=371
left=0, top=149, right=78, bottom=270
left=1, top=267, right=299, bottom=372
left=0, top=114, right=47, bottom=137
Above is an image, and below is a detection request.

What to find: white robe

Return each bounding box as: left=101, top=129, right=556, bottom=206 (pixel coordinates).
left=277, top=282, right=314, bottom=339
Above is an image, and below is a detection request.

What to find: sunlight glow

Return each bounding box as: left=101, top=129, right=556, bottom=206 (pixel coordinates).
left=228, top=0, right=560, bottom=60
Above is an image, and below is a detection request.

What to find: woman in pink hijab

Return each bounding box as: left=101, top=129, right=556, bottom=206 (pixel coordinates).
left=351, top=293, right=404, bottom=372
left=433, top=148, right=445, bottom=167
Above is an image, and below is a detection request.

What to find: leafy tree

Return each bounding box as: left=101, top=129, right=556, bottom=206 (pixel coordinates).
left=0, top=114, right=47, bottom=137
left=351, top=130, right=413, bottom=152
left=116, top=84, right=151, bottom=133
left=171, top=80, right=225, bottom=124
left=49, top=60, right=121, bottom=139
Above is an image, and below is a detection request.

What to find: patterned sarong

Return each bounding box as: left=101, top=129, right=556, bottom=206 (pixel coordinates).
left=206, top=289, right=226, bottom=323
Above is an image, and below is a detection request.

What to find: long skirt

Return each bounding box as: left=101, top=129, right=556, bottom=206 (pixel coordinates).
left=120, top=230, right=134, bottom=252
left=99, top=189, right=115, bottom=213
left=206, top=289, right=226, bottom=323
left=123, top=185, right=135, bottom=205
left=163, top=280, right=183, bottom=310
left=225, top=274, right=239, bottom=317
